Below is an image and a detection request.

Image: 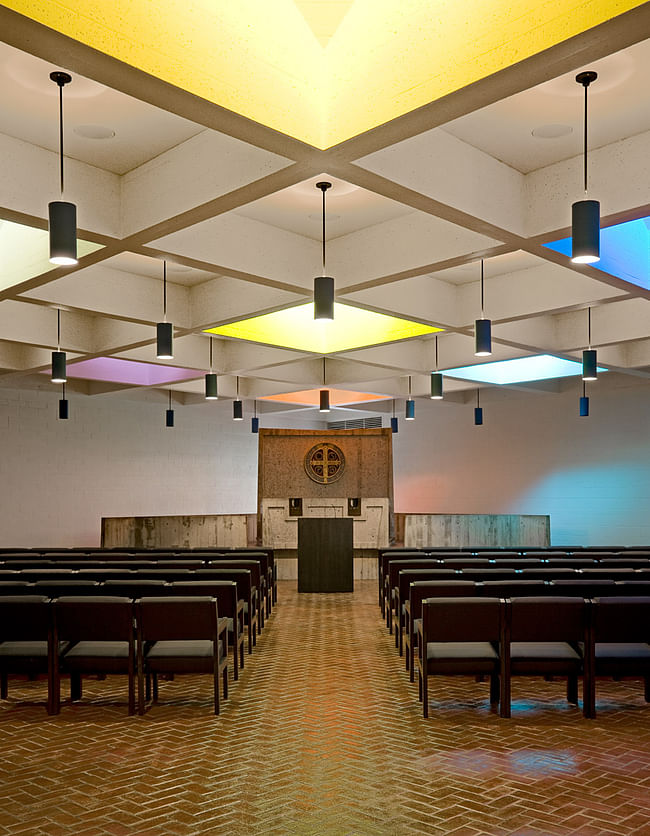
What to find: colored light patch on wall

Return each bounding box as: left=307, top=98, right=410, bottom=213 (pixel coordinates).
left=59, top=357, right=200, bottom=386
left=444, top=355, right=607, bottom=385
left=260, top=388, right=387, bottom=407
left=204, top=303, right=441, bottom=354
left=0, top=219, right=103, bottom=292
left=544, top=216, right=650, bottom=290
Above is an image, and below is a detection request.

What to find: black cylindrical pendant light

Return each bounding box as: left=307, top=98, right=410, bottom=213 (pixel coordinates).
left=252, top=401, right=259, bottom=434
left=319, top=358, right=330, bottom=412
left=582, top=307, right=598, bottom=381
left=314, top=182, right=334, bottom=320
left=51, top=309, right=67, bottom=383
left=391, top=400, right=398, bottom=433
left=572, top=71, right=600, bottom=264
left=233, top=377, right=243, bottom=420
left=49, top=71, right=78, bottom=266
left=166, top=391, right=174, bottom=427
left=405, top=376, right=415, bottom=420
left=205, top=337, right=218, bottom=399
left=474, top=389, right=483, bottom=425
left=474, top=260, right=492, bottom=356
left=58, top=382, right=69, bottom=420
left=430, top=335, right=443, bottom=399
left=156, top=261, right=173, bottom=359
left=579, top=382, right=590, bottom=417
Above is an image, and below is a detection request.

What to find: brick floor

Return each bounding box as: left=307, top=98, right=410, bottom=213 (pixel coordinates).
left=1, top=581, right=650, bottom=835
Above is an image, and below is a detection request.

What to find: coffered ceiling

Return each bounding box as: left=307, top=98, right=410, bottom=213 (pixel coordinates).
left=1, top=4, right=650, bottom=424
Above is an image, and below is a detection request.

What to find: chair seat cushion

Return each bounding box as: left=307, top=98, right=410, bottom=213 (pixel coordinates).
left=595, top=642, right=650, bottom=674
left=425, top=641, right=498, bottom=674
left=144, top=640, right=223, bottom=673
left=0, top=640, right=48, bottom=658
left=510, top=641, right=582, bottom=674
left=61, top=641, right=132, bottom=673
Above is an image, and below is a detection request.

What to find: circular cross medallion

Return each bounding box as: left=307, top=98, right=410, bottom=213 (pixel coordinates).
left=304, top=442, right=345, bottom=485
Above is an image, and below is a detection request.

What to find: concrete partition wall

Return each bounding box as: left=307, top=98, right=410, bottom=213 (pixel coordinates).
left=392, top=382, right=650, bottom=547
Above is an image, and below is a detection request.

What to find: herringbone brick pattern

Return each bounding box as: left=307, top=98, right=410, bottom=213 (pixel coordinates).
left=1, top=582, right=650, bottom=835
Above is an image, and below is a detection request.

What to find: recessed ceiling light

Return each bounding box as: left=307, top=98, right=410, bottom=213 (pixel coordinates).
left=531, top=124, right=573, bottom=139
left=73, top=124, right=116, bottom=140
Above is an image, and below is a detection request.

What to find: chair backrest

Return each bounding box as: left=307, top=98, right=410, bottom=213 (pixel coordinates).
left=480, top=580, right=547, bottom=598
left=170, top=582, right=238, bottom=617
left=0, top=595, right=50, bottom=639
left=509, top=596, right=586, bottom=641
left=422, top=597, right=501, bottom=642
left=137, top=596, right=218, bottom=640
left=409, top=581, right=477, bottom=623
left=54, top=596, right=134, bottom=641
left=439, top=558, right=490, bottom=568
left=102, top=579, right=169, bottom=597
left=591, top=597, right=650, bottom=642
left=462, top=567, right=517, bottom=580
left=549, top=579, right=617, bottom=597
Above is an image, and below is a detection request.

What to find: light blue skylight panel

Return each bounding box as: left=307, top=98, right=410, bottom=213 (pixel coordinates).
left=443, top=355, right=607, bottom=385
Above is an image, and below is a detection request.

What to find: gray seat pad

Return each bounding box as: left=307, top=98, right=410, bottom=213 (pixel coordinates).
left=511, top=642, right=581, bottom=660
left=426, top=641, right=498, bottom=661
left=64, top=641, right=130, bottom=659
left=0, top=641, right=48, bottom=657
left=146, top=640, right=220, bottom=659
left=595, top=642, right=650, bottom=659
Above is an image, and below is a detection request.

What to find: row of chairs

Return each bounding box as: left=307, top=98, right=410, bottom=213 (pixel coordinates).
left=0, top=548, right=278, bottom=607
left=0, top=595, right=232, bottom=716
left=378, top=549, right=650, bottom=612
left=399, top=577, right=650, bottom=667
left=415, top=596, right=650, bottom=719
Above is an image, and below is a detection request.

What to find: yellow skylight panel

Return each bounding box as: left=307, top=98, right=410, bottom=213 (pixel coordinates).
left=204, top=302, right=441, bottom=354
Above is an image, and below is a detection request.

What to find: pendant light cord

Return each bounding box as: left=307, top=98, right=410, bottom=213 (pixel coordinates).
left=62, top=382, right=65, bottom=399
left=435, top=335, right=439, bottom=372
left=322, top=186, right=326, bottom=276
left=162, top=261, right=167, bottom=322
left=323, top=357, right=326, bottom=386
left=168, top=391, right=172, bottom=410
left=57, top=308, right=61, bottom=351
left=236, top=376, right=239, bottom=398
left=408, top=375, right=412, bottom=397
left=480, top=259, right=485, bottom=318
left=209, top=336, right=213, bottom=373
left=477, top=388, right=480, bottom=408
left=587, top=306, right=592, bottom=349
left=58, top=82, right=64, bottom=197
left=577, top=71, right=597, bottom=195
left=583, top=81, right=588, bottom=194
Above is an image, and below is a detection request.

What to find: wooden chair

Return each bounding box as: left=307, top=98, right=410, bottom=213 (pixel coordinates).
left=584, top=596, right=650, bottom=718
left=170, top=581, right=245, bottom=678
left=416, top=597, right=503, bottom=718
left=0, top=595, right=58, bottom=714
left=193, top=568, right=257, bottom=652
left=136, top=596, right=228, bottom=715
left=53, top=596, right=136, bottom=714
left=500, top=596, right=587, bottom=718
left=406, top=581, right=478, bottom=682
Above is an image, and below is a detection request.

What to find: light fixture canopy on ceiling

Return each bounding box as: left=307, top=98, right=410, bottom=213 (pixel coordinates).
left=474, top=259, right=492, bottom=356
left=313, top=181, right=334, bottom=320
left=48, top=71, right=78, bottom=267
left=51, top=308, right=67, bottom=384
left=430, top=335, right=443, bottom=399
left=571, top=71, right=600, bottom=264
left=205, top=337, right=218, bottom=399
left=156, top=260, right=173, bottom=359
left=582, top=307, right=598, bottom=381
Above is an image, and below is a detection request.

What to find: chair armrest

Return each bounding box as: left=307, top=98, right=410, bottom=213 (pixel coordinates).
left=404, top=600, right=411, bottom=616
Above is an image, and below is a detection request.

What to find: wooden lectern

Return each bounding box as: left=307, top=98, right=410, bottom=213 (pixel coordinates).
left=297, top=518, right=353, bottom=592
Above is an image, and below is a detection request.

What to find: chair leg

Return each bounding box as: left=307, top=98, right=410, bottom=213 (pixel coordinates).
left=422, top=670, right=428, bottom=718
left=70, top=673, right=82, bottom=702
left=0, top=672, right=7, bottom=700
left=490, top=673, right=501, bottom=708
left=567, top=675, right=579, bottom=705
